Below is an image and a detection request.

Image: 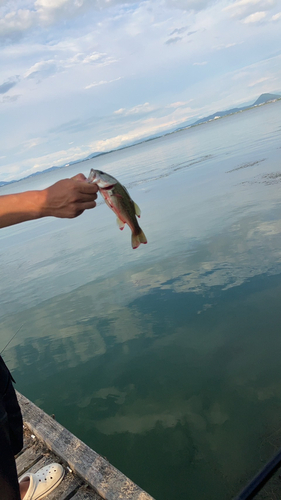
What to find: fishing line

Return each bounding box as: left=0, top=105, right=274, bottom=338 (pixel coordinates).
left=0, top=324, right=24, bottom=355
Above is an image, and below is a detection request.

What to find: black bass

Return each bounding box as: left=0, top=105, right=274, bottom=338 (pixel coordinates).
left=88, top=169, right=147, bottom=249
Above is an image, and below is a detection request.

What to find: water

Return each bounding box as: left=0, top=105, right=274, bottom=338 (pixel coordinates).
left=1, top=102, right=281, bottom=499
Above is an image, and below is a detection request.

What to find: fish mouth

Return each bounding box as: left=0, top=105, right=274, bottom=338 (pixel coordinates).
left=101, top=184, right=116, bottom=190
left=88, top=169, right=98, bottom=183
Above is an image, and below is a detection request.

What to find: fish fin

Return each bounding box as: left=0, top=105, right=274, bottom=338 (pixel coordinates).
left=117, top=217, right=125, bottom=230
left=138, top=230, right=147, bottom=244
left=131, top=229, right=147, bottom=249
left=134, top=202, right=141, bottom=218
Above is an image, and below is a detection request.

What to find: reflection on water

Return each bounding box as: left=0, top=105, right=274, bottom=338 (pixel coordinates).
left=1, top=102, right=281, bottom=499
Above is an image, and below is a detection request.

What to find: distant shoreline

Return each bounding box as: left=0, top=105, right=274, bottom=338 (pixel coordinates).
left=1, top=94, right=280, bottom=188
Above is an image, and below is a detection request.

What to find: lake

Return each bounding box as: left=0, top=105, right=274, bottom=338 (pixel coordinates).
left=1, top=101, right=281, bottom=499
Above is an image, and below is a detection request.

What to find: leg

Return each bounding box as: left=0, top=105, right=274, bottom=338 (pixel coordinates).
left=0, top=399, right=21, bottom=500
left=0, top=356, right=23, bottom=500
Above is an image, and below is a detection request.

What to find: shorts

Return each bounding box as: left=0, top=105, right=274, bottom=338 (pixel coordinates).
left=0, top=356, right=23, bottom=500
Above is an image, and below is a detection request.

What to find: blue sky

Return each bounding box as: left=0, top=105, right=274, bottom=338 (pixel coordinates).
left=0, top=0, right=281, bottom=181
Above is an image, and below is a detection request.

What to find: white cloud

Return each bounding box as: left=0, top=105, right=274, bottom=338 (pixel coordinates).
left=223, top=0, right=275, bottom=20
left=214, top=41, right=243, bottom=50
left=21, top=49, right=117, bottom=87
left=243, top=10, right=266, bottom=22
left=24, top=60, right=57, bottom=79
left=272, top=12, right=281, bottom=20
left=0, top=9, right=35, bottom=38
left=193, top=61, right=207, bottom=65
left=166, top=101, right=193, bottom=108
left=21, top=138, right=44, bottom=150
left=248, top=76, right=270, bottom=86
left=85, top=77, right=122, bottom=89
left=113, top=102, right=155, bottom=116
left=88, top=104, right=200, bottom=152
left=35, top=0, right=70, bottom=7
left=82, top=52, right=117, bottom=66
left=7, top=144, right=93, bottom=180
left=0, top=0, right=134, bottom=39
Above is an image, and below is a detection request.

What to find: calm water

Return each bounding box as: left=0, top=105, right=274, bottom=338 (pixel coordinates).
left=1, top=102, right=281, bottom=499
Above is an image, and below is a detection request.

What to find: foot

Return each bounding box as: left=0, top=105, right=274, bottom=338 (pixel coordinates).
left=19, top=463, right=64, bottom=500
left=19, top=477, right=30, bottom=499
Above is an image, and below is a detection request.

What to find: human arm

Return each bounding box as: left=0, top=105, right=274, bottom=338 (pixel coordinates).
left=0, top=174, right=98, bottom=229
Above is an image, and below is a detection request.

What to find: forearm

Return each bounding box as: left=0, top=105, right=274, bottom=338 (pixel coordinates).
left=0, top=175, right=98, bottom=229
left=0, top=191, right=45, bottom=228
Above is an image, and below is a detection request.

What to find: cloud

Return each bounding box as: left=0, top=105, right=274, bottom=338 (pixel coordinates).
left=223, top=0, right=275, bottom=20
left=193, top=61, right=207, bottom=66
left=0, top=8, right=36, bottom=40
left=85, top=77, right=122, bottom=89
left=35, top=0, right=71, bottom=7
left=82, top=52, right=117, bottom=66
left=166, top=26, right=197, bottom=44
left=272, top=12, right=281, bottom=20
left=0, top=0, right=134, bottom=41
left=166, top=101, right=193, bottom=108
left=1, top=94, right=21, bottom=103
left=7, top=144, right=93, bottom=180
left=0, top=78, right=19, bottom=94
left=169, top=26, right=189, bottom=35
left=165, top=36, right=183, bottom=44
left=113, top=102, right=155, bottom=116
left=164, top=0, right=217, bottom=11
left=214, top=41, right=244, bottom=50
left=21, top=48, right=117, bottom=87
left=21, top=138, right=45, bottom=151
left=248, top=76, right=270, bottom=86
left=24, top=60, right=58, bottom=79
left=243, top=10, right=266, bottom=22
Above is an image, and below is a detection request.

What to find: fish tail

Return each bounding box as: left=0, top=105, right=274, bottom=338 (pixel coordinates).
left=132, top=229, right=147, bottom=249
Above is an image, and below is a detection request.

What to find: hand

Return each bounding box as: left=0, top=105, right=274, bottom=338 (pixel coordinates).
left=41, top=173, right=98, bottom=219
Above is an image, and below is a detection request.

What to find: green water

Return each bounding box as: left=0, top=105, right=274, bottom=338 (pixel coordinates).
left=1, top=101, right=281, bottom=499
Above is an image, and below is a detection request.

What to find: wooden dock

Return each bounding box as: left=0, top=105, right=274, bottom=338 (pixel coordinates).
left=16, top=392, right=155, bottom=500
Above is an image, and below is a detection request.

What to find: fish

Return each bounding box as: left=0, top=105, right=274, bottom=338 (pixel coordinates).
left=88, top=169, right=147, bottom=249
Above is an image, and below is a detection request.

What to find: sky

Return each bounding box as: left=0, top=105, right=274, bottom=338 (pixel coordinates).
left=0, top=0, right=281, bottom=182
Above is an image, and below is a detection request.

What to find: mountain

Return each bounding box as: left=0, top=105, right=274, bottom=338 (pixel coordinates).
left=253, top=93, right=281, bottom=106
left=0, top=181, right=12, bottom=187
left=176, top=92, right=281, bottom=130
left=23, top=165, right=61, bottom=180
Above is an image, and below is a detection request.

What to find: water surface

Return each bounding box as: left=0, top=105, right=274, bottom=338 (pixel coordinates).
left=1, top=102, right=281, bottom=499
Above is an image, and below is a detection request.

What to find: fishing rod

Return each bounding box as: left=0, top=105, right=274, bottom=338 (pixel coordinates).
left=0, top=324, right=24, bottom=355
left=234, top=447, right=281, bottom=499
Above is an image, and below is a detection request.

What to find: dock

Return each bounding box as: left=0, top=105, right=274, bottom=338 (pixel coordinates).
left=16, top=392, right=155, bottom=500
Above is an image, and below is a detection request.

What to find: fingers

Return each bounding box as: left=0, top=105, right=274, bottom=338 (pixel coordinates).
left=42, top=175, right=99, bottom=219
left=70, top=173, right=99, bottom=194
left=76, top=191, right=98, bottom=201
left=70, top=200, right=96, bottom=218
left=78, top=200, right=97, bottom=211
left=78, top=181, right=99, bottom=194
left=72, top=173, right=87, bottom=182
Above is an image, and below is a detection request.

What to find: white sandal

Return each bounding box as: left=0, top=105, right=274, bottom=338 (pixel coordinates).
left=19, top=463, right=65, bottom=500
